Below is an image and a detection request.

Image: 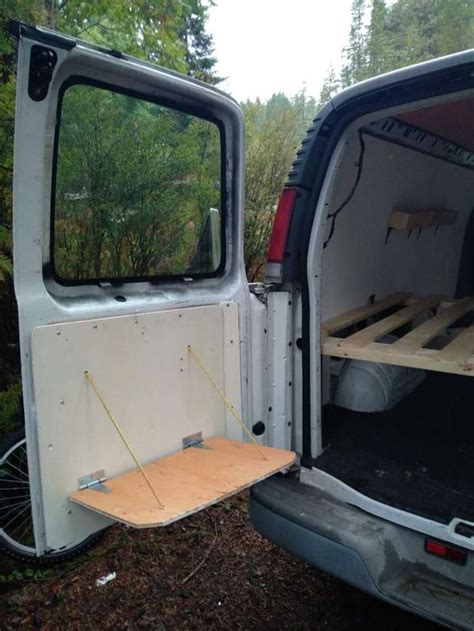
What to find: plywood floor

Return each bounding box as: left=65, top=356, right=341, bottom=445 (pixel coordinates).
left=70, top=437, right=296, bottom=528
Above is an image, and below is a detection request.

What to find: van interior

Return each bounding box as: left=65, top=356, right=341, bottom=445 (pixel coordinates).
left=316, top=93, right=474, bottom=529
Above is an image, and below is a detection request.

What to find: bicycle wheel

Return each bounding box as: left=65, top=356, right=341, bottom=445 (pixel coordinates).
left=0, top=430, right=104, bottom=564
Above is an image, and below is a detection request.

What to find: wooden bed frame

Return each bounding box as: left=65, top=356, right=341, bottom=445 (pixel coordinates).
left=322, top=292, right=474, bottom=376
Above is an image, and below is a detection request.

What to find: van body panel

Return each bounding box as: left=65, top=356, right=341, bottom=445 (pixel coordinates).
left=251, top=477, right=474, bottom=630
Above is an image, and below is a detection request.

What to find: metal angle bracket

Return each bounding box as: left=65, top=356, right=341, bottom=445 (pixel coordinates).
left=182, top=431, right=212, bottom=450
left=78, top=469, right=111, bottom=493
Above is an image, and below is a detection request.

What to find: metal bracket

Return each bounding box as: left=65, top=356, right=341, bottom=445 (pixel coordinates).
left=78, top=469, right=111, bottom=493
left=182, top=431, right=212, bottom=450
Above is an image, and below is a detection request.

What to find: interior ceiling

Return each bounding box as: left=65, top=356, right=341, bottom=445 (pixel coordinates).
left=397, top=98, right=474, bottom=151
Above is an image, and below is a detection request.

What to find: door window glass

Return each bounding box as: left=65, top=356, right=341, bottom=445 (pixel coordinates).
left=53, top=82, right=223, bottom=282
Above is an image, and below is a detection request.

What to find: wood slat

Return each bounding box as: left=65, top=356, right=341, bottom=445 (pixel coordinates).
left=322, top=336, right=474, bottom=377
left=392, top=297, right=474, bottom=353
left=437, top=325, right=474, bottom=365
left=321, top=292, right=411, bottom=336
left=341, top=295, right=443, bottom=349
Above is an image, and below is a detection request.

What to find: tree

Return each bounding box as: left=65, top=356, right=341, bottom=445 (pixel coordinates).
left=337, top=0, right=474, bottom=88
left=179, top=0, right=223, bottom=85
left=243, top=91, right=316, bottom=280
left=341, top=0, right=369, bottom=88
left=55, top=84, right=221, bottom=280
left=318, top=65, right=341, bottom=108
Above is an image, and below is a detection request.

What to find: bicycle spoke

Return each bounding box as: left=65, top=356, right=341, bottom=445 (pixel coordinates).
left=0, top=499, right=31, bottom=523
left=3, top=460, right=29, bottom=480
left=2, top=501, right=32, bottom=531
left=17, top=519, right=34, bottom=546
left=8, top=510, right=34, bottom=541
left=0, top=494, right=30, bottom=501
left=0, top=470, right=29, bottom=484
left=0, top=486, right=31, bottom=493
left=0, top=438, right=39, bottom=555
left=0, top=498, right=30, bottom=510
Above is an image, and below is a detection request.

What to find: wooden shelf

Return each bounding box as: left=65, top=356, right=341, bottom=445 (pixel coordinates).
left=322, top=293, right=474, bottom=377
left=388, top=208, right=458, bottom=231
left=70, top=437, right=296, bottom=528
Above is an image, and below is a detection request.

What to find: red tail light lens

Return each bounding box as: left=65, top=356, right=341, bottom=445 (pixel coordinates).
left=425, top=539, right=467, bottom=565
left=267, top=187, right=298, bottom=263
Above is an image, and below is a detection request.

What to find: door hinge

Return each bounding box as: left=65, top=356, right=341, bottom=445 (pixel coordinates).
left=78, top=469, right=110, bottom=493
left=182, top=431, right=212, bottom=450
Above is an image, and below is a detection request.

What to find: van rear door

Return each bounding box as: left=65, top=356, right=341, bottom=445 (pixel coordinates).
left=12, top=23, right=294, bottom=554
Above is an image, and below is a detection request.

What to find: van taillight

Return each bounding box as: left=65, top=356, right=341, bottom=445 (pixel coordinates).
left=425, top=539, right=467, bottom=565
left=267, top=187, right=298, bottom=264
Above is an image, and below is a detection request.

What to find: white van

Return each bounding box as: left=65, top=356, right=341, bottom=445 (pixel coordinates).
left=3, top=21, right=474, bottom=628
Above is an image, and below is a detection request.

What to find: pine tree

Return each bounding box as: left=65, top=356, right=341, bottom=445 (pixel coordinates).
left=341, top=0, right=369, bottom=88
left=366, top=0, right=390, bottom=77
left=336, top=0, right=474, bottom=88
left=318, top=66, right=341, bottom=108
left=180, top=0, right=222, bottom=85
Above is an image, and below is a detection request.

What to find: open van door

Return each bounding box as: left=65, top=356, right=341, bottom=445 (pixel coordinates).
left=10, top=23, right=294, bottom=556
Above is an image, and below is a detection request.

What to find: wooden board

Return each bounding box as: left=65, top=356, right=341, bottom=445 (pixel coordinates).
left=389, top=208, right=436, bottom=231
left=321, top=292, right=411, bottom=336
left=341, top=295, right=443, bottom=348
left=392, top=297, right=474, bottom=353
left=70, top=437, right=296, bottom=528
left=322, top=294, right=474, bottom=377
left=388, top=208, right=459, bottom=231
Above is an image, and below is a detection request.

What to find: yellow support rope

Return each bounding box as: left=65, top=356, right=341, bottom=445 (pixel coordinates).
left=187, top=346, right=268, bottom=461
left=84, top=371, right=164, bottom=509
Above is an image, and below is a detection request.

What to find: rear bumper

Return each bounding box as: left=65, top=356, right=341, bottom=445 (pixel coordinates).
left=250, top=475, right=474, bottom=629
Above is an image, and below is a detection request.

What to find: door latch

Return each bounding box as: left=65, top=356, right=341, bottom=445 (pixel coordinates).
left=28, top=45, right=57, bottom=101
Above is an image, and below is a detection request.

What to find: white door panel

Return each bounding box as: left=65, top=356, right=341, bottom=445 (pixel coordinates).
left=13, top=24, right=249, bottom=553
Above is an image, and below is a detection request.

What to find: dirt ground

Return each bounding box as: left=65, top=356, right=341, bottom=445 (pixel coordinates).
left=0, top=492, right=440, bottom=630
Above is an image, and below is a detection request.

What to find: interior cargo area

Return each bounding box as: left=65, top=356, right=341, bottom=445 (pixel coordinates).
left=316, top=93, right=474, bottom=526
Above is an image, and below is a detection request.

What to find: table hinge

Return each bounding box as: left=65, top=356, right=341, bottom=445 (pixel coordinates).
left=78, top=469, right=111, bottom=493
left=182, top=431, right=212, bottom=450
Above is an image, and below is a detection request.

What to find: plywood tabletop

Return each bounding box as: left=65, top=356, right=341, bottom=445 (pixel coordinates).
left=70, top=437, right=296, bottom=528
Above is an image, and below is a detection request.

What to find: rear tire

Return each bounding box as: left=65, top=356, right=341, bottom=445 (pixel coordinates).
left=0, top=430, right=104, bottom=565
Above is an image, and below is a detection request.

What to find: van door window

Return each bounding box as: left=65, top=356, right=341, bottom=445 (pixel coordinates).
left=53, top=81, right=223, bottom=284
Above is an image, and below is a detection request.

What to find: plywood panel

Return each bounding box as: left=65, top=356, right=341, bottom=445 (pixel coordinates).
left=70, top=437, right=296, bottom=527
left=31, top=303, right=241, bottom=550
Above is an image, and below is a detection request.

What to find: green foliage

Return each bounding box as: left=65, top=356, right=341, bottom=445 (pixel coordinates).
left=336, top=0, right=474, bottom=89
left=0, top=566, right=50, bottom=583
left=0, top=226, right=12, bottom=283
left=55, top=83, right=221, bottom=280
left=341, top=0, right=369, bottom=88
left=52, top=0, right=218, bottom=78
left=0, top=379, right=22, bottom=435
left=243, top=91, right=316, bottom=280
